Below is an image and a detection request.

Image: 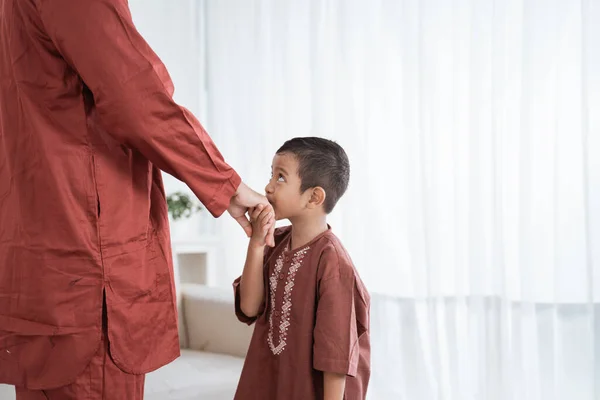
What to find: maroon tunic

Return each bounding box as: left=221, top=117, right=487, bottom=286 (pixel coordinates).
left=0, top=0, right=240, bottom=390
left=233, top=226, right=371, bottom=400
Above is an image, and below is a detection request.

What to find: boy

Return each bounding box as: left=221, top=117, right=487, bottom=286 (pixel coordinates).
left=233, top=137, right=371, bottom=400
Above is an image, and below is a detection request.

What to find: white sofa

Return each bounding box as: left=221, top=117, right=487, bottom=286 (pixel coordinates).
left=0, top=284, right=252, bottom=400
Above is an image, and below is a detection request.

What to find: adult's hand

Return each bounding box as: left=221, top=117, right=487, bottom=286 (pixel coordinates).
left=228, top=182, right=275, bottom=246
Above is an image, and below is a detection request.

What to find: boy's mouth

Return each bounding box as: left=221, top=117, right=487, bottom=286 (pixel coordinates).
left=266, top=198, right=277, bottom=215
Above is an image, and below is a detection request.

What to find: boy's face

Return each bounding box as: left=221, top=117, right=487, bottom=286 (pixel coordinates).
left=265, top=152, right=311, bottom=221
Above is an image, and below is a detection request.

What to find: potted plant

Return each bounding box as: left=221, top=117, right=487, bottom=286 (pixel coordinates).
left=166, top=191, right=202, bottom=221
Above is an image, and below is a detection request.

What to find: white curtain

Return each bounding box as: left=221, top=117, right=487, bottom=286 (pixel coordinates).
left=131, top=0, right=600, bottom=398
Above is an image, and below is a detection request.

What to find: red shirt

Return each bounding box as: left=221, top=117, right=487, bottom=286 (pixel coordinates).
left=233, top=226, right=371, bottom=400
left=0, top=0, right=240, bottom=389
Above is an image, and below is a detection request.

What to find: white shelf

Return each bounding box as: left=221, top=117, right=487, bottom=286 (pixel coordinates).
left=172, top=238, right=218, bottom=287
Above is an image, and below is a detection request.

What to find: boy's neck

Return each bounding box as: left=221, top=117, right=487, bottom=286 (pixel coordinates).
left=288, top=215, right=328, bottom=250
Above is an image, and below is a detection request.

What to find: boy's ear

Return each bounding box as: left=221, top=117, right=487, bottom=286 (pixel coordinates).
left=307, top=187, right=326, bottom=209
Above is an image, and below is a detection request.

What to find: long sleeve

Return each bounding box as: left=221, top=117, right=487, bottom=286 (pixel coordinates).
left=36, top=0, right=240, bottom=216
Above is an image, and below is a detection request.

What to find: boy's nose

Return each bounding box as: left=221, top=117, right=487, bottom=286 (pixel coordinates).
left=265, top=182, right=273, bottom=194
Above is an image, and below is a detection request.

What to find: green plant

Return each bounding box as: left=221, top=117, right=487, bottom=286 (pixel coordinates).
left=166, top=191, right=202, bottom=221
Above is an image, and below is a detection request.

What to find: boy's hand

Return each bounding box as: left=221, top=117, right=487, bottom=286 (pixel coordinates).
left=249, top=204, right=275, bottom=249
left=228, top=182, right=275, bottom=246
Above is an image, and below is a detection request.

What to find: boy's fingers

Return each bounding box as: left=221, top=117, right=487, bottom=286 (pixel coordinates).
left=261, top=211, right=273, bottom=225
left=258, top=205, right=271, bottom=219
left=250, top=205, right=263, bottom=221
left=262, top=222, right=271, bottom=235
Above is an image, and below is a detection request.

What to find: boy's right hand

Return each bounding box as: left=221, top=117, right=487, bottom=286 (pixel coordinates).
left=249, top=204, right=275, bottom=249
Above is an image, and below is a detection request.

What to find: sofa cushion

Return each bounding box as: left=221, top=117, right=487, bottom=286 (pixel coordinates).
left=181, top=283, right=253, bottom=358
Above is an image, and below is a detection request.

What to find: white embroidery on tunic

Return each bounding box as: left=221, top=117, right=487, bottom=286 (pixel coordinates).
left=267, top=245, right=309, bottom=355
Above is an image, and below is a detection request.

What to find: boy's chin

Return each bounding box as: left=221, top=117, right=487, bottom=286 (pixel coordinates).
left=274, top=213, right=285, bottom=222
left=273, top=211, right=291, bottom=222
left=271, top=207, right=285, bottom=221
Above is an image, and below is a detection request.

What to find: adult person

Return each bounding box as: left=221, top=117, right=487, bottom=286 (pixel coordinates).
left=0, top=0, right=274, bottom=398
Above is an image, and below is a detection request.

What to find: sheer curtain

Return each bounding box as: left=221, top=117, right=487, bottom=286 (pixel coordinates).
left=132, top=0, right=600, bottom=398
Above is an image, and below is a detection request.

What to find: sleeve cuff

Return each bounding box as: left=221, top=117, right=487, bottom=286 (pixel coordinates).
left=313, top=356, right=358, bottom=377
left=205, top=171, right=242, bottom=217
left=232, top=277, right=259, bottom=325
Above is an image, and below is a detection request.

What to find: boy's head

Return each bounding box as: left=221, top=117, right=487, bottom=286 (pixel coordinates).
left=265, top=137, right=350, bottom=221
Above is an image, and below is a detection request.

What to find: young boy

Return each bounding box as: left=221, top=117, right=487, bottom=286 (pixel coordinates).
left=232, top=137, right=371, bottom=400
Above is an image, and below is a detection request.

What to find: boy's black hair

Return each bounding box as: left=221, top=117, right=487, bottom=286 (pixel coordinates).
left=276, top=137, right=350, bottom=214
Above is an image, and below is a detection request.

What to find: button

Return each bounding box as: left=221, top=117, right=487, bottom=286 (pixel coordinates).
left=274, top=310, right=280, bottom=317
left=279, top=273, right=285, bottom=280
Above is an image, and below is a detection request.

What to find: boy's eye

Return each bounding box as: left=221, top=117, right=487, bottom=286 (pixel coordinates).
left=277, top=174, right=285, bottom=182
